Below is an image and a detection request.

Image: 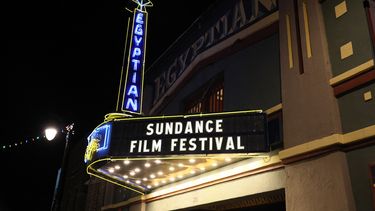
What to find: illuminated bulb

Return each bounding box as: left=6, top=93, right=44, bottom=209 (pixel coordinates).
left=144, top=162, right=151, bottom=168
left=136, top=180, right=141, bottom=184
left=169, top=177, right=175, bottom=182
left=115, top=165, right=121, bottom=170
left=190, top=170, right=196, bottom=174
left=199, top=167, right=205, bottom=171
left=225, top=157, right=232, bottom=162
left=108, top=168, right=115, bottom=173
left=155, top=159, right=162, bottom=164
left=123, top=175, right=128, bottom=179
left=161, top=180, right=166, bottom=184
left=177, top=175, right=183, bottom=179
left=178, top=163, right=184, bottom=168
left=189, top=159, right=196, bottom=163
left=154, top=182, right=159, bottom=187
left=126, top=180, right=130, bottom=183
left=134, top=168, right=141, bottom=173
left=45, top=128, right=58, bottom=141
left=157, top=171, right=163, bottom=176
left=147, top=185, right=152, bottom=189
left=150, top=174, right=156, bottom=179
left=169, top=166, right=175, bottom=171
left=130, top=171, right=135, bottom=176
left=142, top=177, right=148, bottom=181
left=212, top=162, right=218, bottom=167
left=124, top=160, right=131, bottom=165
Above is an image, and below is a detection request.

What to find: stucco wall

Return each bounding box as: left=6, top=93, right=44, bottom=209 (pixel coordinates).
left=285, top=152, right=356, bottom=211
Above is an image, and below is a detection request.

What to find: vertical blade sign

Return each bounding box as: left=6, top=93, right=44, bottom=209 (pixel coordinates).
left=122, top=9, right=147, bottom=114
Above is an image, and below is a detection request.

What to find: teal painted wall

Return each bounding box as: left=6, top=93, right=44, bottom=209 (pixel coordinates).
left=347, top=145, right=375, bottom=211
left=321, top=0, right=373, bottom=76
left=158, top=33, right=281, bottom=115
left=338, top=81, right=375, bottom=133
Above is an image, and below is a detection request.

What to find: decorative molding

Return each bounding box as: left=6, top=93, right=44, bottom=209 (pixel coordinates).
left=364, top=91, right=373, bottom=101
left=333, top=69, right=375, bottom=96
left=265, top=104, right=282, bottom=115
left=329, top=59, right=374, bottom=86
left=286, top=14, right=294, bottom=69
left=279, top=124, right=375, bottom=161
left=302, top=2, right=312, bottom=58
left=335, top=1, right=347, bottom=18
left=340, top=41, right=353, bottom=59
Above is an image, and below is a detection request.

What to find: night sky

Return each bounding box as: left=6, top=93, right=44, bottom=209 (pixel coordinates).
left=3, top=0, right=215, bottom=210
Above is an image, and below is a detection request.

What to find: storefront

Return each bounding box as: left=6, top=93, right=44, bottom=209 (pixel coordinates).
left=84, top=0, right=375, bottom=210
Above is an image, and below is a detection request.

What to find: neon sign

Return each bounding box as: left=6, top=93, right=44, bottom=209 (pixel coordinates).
left=122, top=8, right=148, bottom=114
left=85, top=123, right=112, bottom=163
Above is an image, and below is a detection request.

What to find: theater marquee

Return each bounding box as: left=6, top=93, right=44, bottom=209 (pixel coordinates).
left=86, top=110, right=268, bottom=161
left=85, top=110, right=269, bottom=193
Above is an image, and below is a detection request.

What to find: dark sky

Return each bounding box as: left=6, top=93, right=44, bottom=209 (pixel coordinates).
left=3, top=0, right=215, bottom=210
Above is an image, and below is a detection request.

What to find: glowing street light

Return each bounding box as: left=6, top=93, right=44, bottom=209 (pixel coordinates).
left=45, top=128, right=58, bottom=141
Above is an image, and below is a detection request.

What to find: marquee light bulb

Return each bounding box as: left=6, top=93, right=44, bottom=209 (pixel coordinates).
left=115, top=165, right=121, bottom=170
left=134, top=168, right=141, bottom=173
left=169, top=166, right=175, bottom=171
left=155, top=160, right=161, bottom=164
left=145, top=162, right=151, bottom=168
left=130, top=171, right=135, bottom=176
left=150, top=174, right=156, bottom=179
left=189, top=159, right=196, bottom=163
left=124, top=160, right=131, bottom=165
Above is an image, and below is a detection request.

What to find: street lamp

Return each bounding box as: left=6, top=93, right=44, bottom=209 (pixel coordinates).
left=45, top=123, right=74, bottom=211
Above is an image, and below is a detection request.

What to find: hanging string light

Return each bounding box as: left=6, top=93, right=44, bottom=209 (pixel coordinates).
left=2, top=128, right=66, bottom=152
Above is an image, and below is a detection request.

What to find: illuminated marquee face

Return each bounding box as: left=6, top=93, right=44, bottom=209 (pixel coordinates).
left=122, top=9, right=147, bottom=114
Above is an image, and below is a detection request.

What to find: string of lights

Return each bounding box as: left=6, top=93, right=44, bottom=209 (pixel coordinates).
left=2, top=129, right=64, bottom=151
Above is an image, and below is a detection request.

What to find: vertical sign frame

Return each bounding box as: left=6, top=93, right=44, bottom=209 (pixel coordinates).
left=121, top=8, right=148, bottom=114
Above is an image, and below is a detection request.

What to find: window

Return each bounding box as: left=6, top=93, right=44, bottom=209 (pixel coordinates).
left=185, top=79, right=224, bottom=114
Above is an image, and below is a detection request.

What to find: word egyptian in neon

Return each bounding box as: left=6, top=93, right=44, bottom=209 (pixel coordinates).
left=122, top=9, right=147, bottom=114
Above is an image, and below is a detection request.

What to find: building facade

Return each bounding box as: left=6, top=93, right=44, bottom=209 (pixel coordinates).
left=85, top=0, right=375, bottom=210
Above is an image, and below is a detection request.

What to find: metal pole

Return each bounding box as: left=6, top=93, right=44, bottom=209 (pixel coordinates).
left=51, top=123, right=74, bottom=211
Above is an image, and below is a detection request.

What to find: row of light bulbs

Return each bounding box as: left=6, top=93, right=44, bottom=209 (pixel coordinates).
left=105, top=157, right=233, bottom=189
